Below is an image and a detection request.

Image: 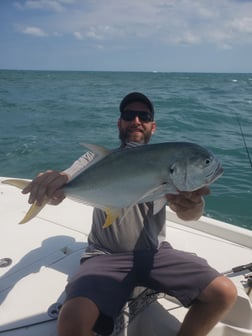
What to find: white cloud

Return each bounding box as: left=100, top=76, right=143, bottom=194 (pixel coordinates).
left=86, top=29, right=103, bottom=40
left=172, top=31, right=201, bottom=46
left=231, top=17, right=252, bottom=33
left=4, top=0, right=252, bottom=72
left=14, top=0, right=77, bottom=12
left=73, top=31, right=83, bottom=40
left=13, top=0, right=252, bottom=48
left=20, top=26, right=48, bottom=37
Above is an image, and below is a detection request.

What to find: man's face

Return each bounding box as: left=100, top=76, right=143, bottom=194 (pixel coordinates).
left=118, top=102, right=156, bottom=145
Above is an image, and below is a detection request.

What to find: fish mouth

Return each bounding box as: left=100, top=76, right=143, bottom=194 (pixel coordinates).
left=207, top=163, right=224, bottom=183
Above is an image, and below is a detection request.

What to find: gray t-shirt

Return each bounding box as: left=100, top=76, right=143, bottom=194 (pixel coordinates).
left=64, top=147, right=167, bottom=257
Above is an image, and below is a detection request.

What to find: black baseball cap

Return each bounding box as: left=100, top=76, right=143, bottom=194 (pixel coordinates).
left=119, top=92, right=154, bottom=117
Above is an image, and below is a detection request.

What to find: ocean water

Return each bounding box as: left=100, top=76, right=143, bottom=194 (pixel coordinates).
left=0, top=70, right=251, bottom=230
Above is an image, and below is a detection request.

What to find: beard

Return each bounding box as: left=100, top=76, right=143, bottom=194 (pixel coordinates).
left=119, top=126, right=153, bottom=145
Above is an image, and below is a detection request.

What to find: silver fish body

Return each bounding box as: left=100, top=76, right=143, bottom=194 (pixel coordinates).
left=64, top=142, right=223, bottom=226
left=2, top=142, right=223, bottom=227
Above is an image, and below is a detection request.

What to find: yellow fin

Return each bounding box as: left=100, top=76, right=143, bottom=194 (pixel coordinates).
left=2, top=179, right=48, bottom=224
left=19, top=198, right=48, bottom=224
left=103, top=208, right=121, bottom=228
left=2, top=179, right=30, bottom=190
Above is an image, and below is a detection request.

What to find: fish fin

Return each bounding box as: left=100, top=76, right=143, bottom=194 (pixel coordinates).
left=153, top=197, right=167, bottom=214
left=138, top=182, right=179, bottom=206
left=19, top=198, right=48, bottom=224
left=103, top=208, right=121, bottom=228
left=2, top=178, right=31, bottom=190
left=80, top=143, right=111, bottom=159
left=138, top=184, right=168, bottom=204
left=2, top=179, right=48, bottom=224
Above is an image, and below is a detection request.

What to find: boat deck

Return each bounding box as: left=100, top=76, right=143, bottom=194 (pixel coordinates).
left=0, top=177, right=251, bottom=335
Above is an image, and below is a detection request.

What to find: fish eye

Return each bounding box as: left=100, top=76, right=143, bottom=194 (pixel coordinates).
left=205, top=158, right=211, bottom=165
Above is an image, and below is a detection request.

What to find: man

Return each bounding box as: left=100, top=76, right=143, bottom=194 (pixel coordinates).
left=23, top=92, right=237, bottom=336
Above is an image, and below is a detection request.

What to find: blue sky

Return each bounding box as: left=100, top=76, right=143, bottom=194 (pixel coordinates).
left=1, top=0, right=252, bottom=72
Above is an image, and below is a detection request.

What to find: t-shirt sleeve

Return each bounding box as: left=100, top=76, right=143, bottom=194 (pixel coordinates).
left=63, top=151, right=95, bottom=182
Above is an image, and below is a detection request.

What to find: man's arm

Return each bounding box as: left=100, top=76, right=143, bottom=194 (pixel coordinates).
left=22, top=152, right=95, bottom=206
left=166, top=186, right=210, bottom=221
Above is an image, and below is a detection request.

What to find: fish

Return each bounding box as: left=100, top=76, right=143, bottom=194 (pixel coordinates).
left=2, top=142, right=223, bottom=228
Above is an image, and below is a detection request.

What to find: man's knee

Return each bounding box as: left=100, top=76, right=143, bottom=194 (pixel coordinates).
left=199, top=275, right=237, bottom=308
left=57, top=297, right=99, bottom=336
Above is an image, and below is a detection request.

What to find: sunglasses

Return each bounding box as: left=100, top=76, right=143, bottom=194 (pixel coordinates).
left=121, top=110, right=153, bottom=122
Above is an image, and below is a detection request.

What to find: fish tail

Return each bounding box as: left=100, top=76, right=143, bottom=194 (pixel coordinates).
left=2, top=179, right=48, bottom=224
left=2, top=178, right=30, bottom=190
left=19, top=198, right=48, bottom=224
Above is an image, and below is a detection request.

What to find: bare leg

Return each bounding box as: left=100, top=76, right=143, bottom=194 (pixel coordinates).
left=177, top=276, right=237, bottom=336
left=57, top=297, right=100, bottom=336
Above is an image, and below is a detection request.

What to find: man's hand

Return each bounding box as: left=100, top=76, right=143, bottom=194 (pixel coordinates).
left=166, top=186, right=210, bottom=221
left=22, top=170, right=69, bottom=206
